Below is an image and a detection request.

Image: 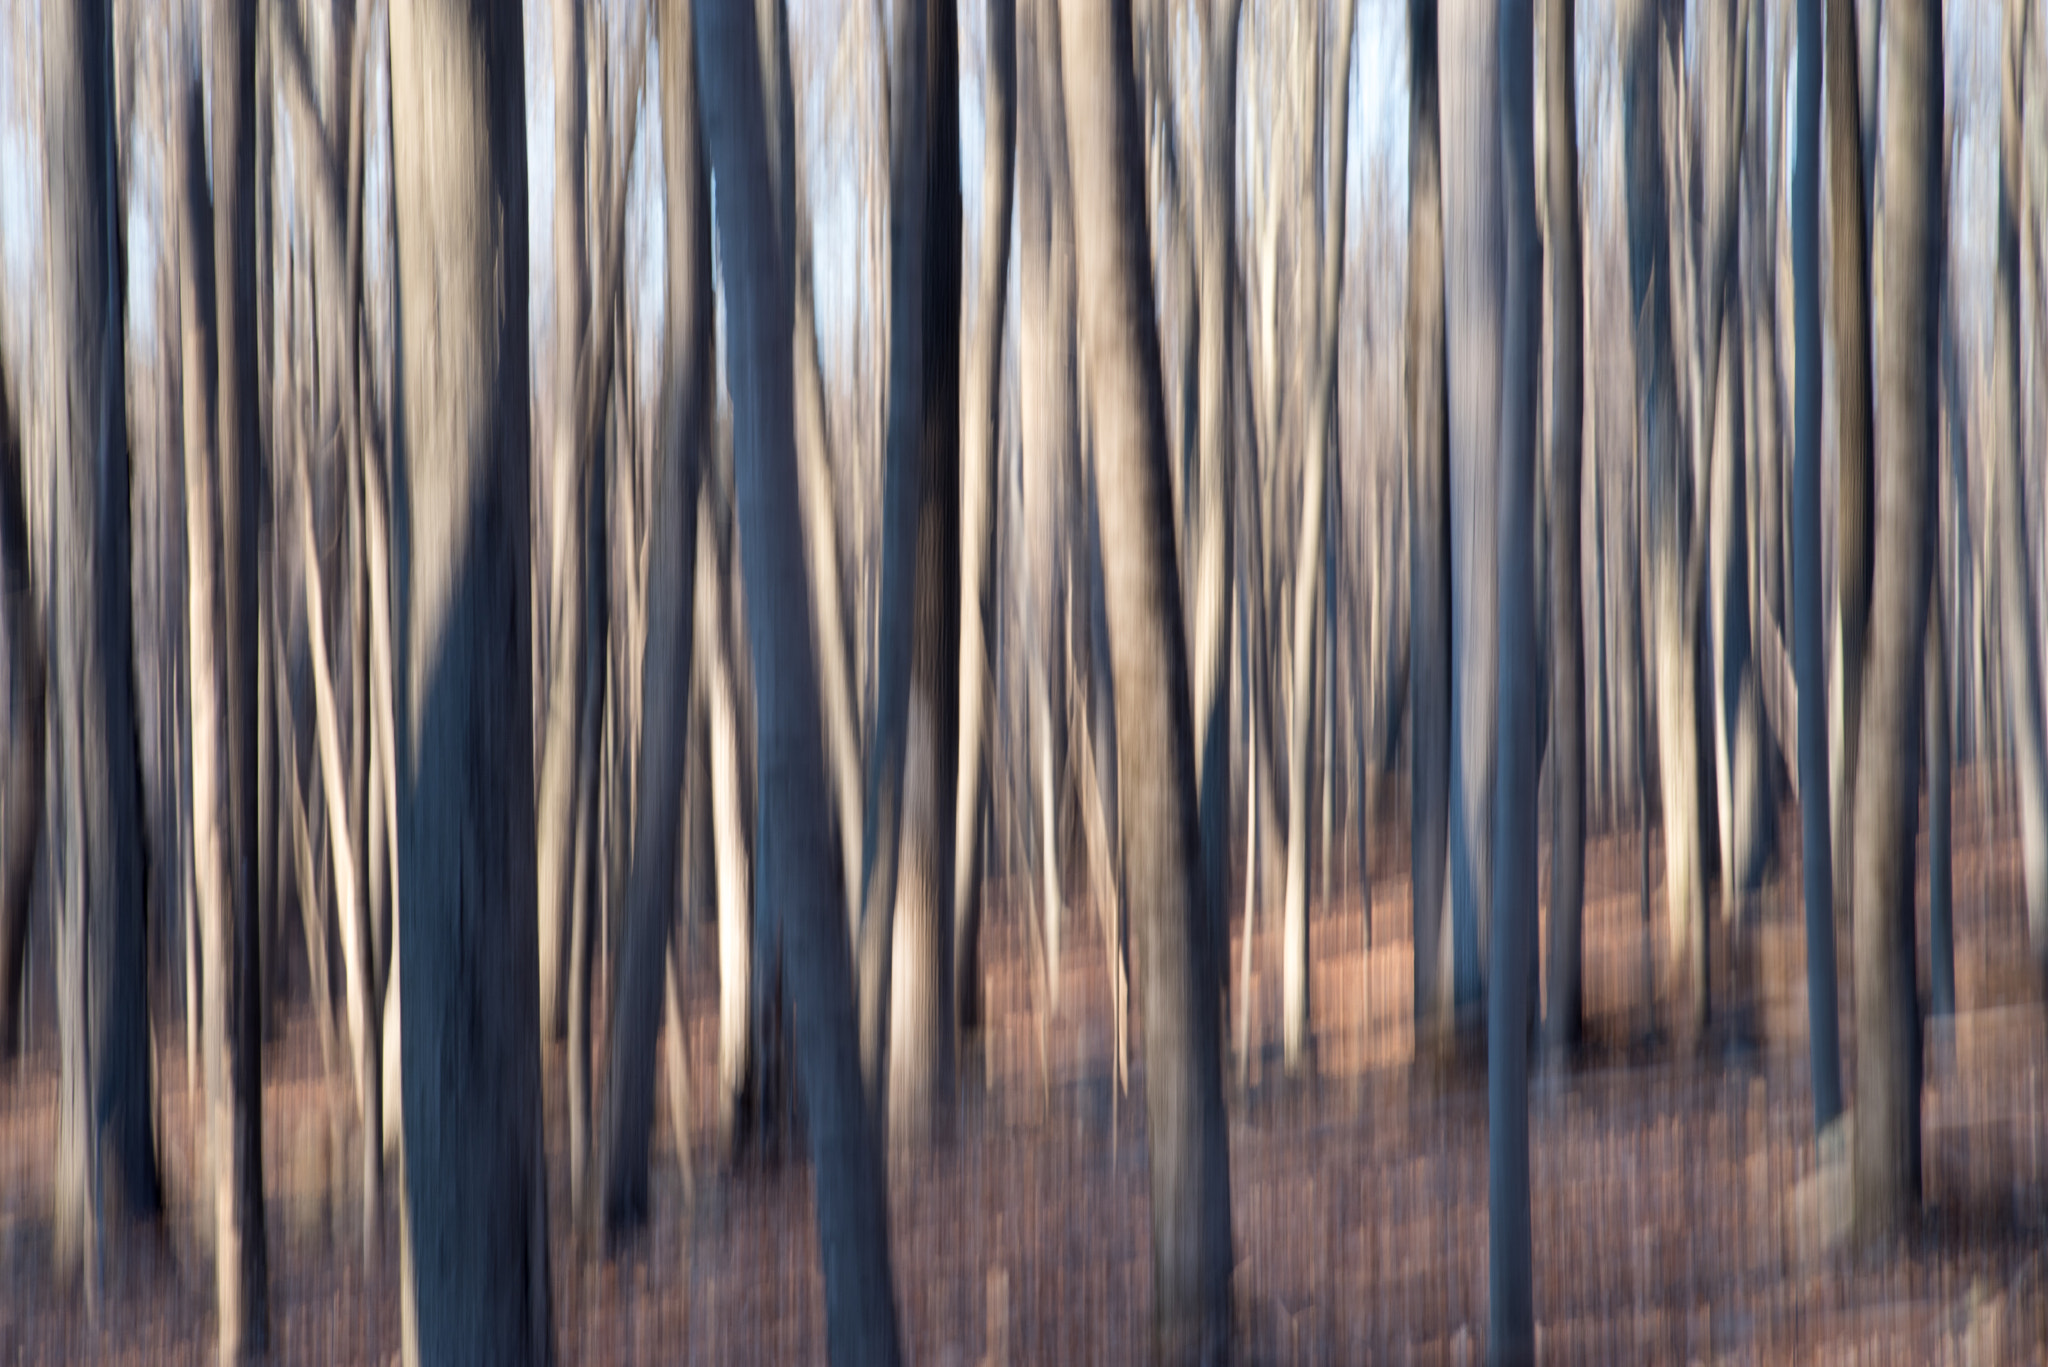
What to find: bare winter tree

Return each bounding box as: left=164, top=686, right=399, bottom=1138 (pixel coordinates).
left=1058, top=0, right=1234, bottom=1353
left=387, top=0, right=552, bottom=1358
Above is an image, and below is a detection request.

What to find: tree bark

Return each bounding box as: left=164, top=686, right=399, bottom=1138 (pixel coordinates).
left=1791, top=0, right=1846, bottom=1140
left=1407, top=0, right=1456, bottom=1050
left=0, top=287, right=37, bottom=1064
left=1852, top=0, right=1938, bottom=1242
left=388, top=0, right=553, bottom=1358
left=1058, top=0, right=1235, bottom=1354
left=1540, top=0, right=1585, bottom=1059
left=695, top=1, right=905, bottom=1360
left=1490, top=0, right=1541, bottom=1355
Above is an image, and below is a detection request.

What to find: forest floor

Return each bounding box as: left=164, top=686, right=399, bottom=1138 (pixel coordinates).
left=5, top=766, right=2048, bottom=1363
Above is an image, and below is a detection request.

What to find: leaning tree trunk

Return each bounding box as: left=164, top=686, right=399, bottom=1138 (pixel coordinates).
left=1826, top=0, right=1875, bottom=914
left=1406, top=0, right=1456, bottom=1052
left=1058, top=0, right=1235, bottom=1354
left=1989, top=0, right=2048, bottom=995
left=1791, top=0, right=1846, bottom=1141
left=1852, top=0, right=1939, bottom=1243
left=1280, top=0, right=1359, bottom=1079
left=694, top=1, right=905, bottom=1361
left=1540, top=0, right=1586, bottom=1059
left=594, top=0, right=713, bottom=1241
left=1490, top=2, right=1541, bottom=1357
left=43, top=0, right=163, bottom=1291
left=388, top=0, right=553, bottom=1360
left=1443, top=0, right=1502, bottom=1032
left=953, top=0, right=1016, bottom=1042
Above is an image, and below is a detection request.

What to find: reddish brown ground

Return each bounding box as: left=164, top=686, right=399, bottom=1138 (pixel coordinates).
left=4, top=768, right=2047, bottom=1363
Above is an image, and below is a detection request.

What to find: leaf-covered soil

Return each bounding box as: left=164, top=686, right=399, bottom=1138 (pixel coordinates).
left=4, top=768, right=2046, bottom=1363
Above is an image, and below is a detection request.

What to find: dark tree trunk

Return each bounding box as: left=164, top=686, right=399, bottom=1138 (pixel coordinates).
left=387, top=0, right=553, bottom=1359
left=0, top=285, right=41, bottom=1063
left=694, top=1, right=905, bottom=1361
left=1851, top=0, right=1939, bottom=1242
left=1058, top=0, right=1235, bottom=1354
left=1540, top=0, right=1585, bottom=1059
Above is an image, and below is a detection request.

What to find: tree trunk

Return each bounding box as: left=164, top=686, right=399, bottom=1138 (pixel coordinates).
left=1058, top=0, right=1235, bottom=1354
left=0, top=292, right=38, bottom=1063
left=694, top=2, right=905, bottom=1360
left=595, top=0, right=713, bottom=1238
left=954, top=0, right=1017, bottom=1043
left=1407, top=0, right=1455, bottom=1051
left=1791, top=0, right=1846, bottom=1140
left=1826, top=0, right=1875, bottom=913
left=1540, top=0, right=1585, bottom=1059
left=1490, top=1, right=1541, bottom=1355
left=1927, top=585, right=1955, bottom=1018
left=1281, top=0, right=1359, bottom=1079
left=388, top=0, right=552, bottom=1358
left=1851, top=0, right=1939, bottom=1242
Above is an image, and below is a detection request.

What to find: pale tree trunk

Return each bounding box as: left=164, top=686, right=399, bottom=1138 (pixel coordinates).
left=695, top=1, right=905, bottom=1359
left=1058, top=0, right=1235, bottom=1353
left=1443, top=0, right=1501, bottom=1032
left=1280, top=0, right=1359, bottom=1078
left=1490, top=0, right=1541, bottom=1356
left=1852, top=0, right=1938, bottom=1242
left=44, top=0, right=163, bottom=1295
left=1791, top=0, right=1846, bottom=1140
left=1540, top=0, right=1585, bottom=1058
left=1191, top=0, right=1242, bottom=975
left=1827, top=0, right=1875, bottom=913
left=1407, top=0, right=1456, bottom=1050
left=1990, top=0, right=2048, bottom=993
left=954, top=0, right=1017, bottom=1043
left=388, top=0, right=552, bottom=1358
left=595, top=0, right=712, bottom=1239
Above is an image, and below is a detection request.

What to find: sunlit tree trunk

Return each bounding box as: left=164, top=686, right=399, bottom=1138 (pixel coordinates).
left=695, top=1, right=905, bottom=1359
left=1058, top=0, right=1235, bottom=1353
left=388, top=0, right=552, bottom=1358
left=1852, top=0, right=1938, bottom=1242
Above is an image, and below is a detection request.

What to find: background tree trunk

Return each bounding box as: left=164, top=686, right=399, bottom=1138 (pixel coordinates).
left=388, top=0, right=552, bottom=1358
left=1852, top=0, right=1938, bottom=1242
left=695, top=1, right=905, bottom=1360
left=1058, top=0, right=1235, bottom=1353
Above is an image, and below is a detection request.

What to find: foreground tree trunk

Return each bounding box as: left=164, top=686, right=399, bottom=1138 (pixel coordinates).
left=388, top=0, right=553, bottom=1359
left=1490, top=3, right=1541, bottom=1356
left=1790, top=0, right=1846, bottom=1141
left=1407, top=0, right=1456, bottom=1050
left=695, top=2, right=905, bottom=1360
left=595, top=0, right=713, bottom=1241
left=1540, top=0, right=1586, bottom=1059
left=1058, top=0, right=1235, bottom=1353
left=1851, top=0, right=1938, bottom=1243
left=44, top=0, right=163, bottom=1291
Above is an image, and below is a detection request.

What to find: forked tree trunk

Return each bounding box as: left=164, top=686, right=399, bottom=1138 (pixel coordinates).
left=1852, top=0, right=1939, bottom=1242
left=1058, top=0, right=1235, bottom=1354
left=387, top=0, right=552, bottom=1359
left=694, top=2, right=905, bottom=1361
left=1490, top=0, right=1541, bottom=1356
left=1406, top=0, right=1456, bottom=1051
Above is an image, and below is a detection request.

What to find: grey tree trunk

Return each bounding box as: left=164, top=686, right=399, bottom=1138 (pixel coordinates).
left=1851, top=0, right=1939, bottom=1242
left=1490, top=1, right=1541, bottom=1356
left=694, top=2, right=905, bottom=1360
left=1791, top=0, right=1846, bottom=1139
left=1826, top=0, right=1875, bottom=913
left=1443, top=0, right=1502, bottom=1032
left=595, top=0, right=712, bottom=1239
left=1058, top=0, right=1235, bottom=1354
left=1540, top=0, right=1585, bottom=1059
left=43, top=0, right=163, bottom=1287
left=1281, top=0, right=1360, bottom=1078
left=1406, top=0, right=1456, bottom=1051
left=387, top=0, right=553, bottom=1359
left=1989, top=0, right=2048, bottom=993
left=1927, top=586, right=1955, bottom=1018
left=954, top=0, right=1017, bottom=1043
